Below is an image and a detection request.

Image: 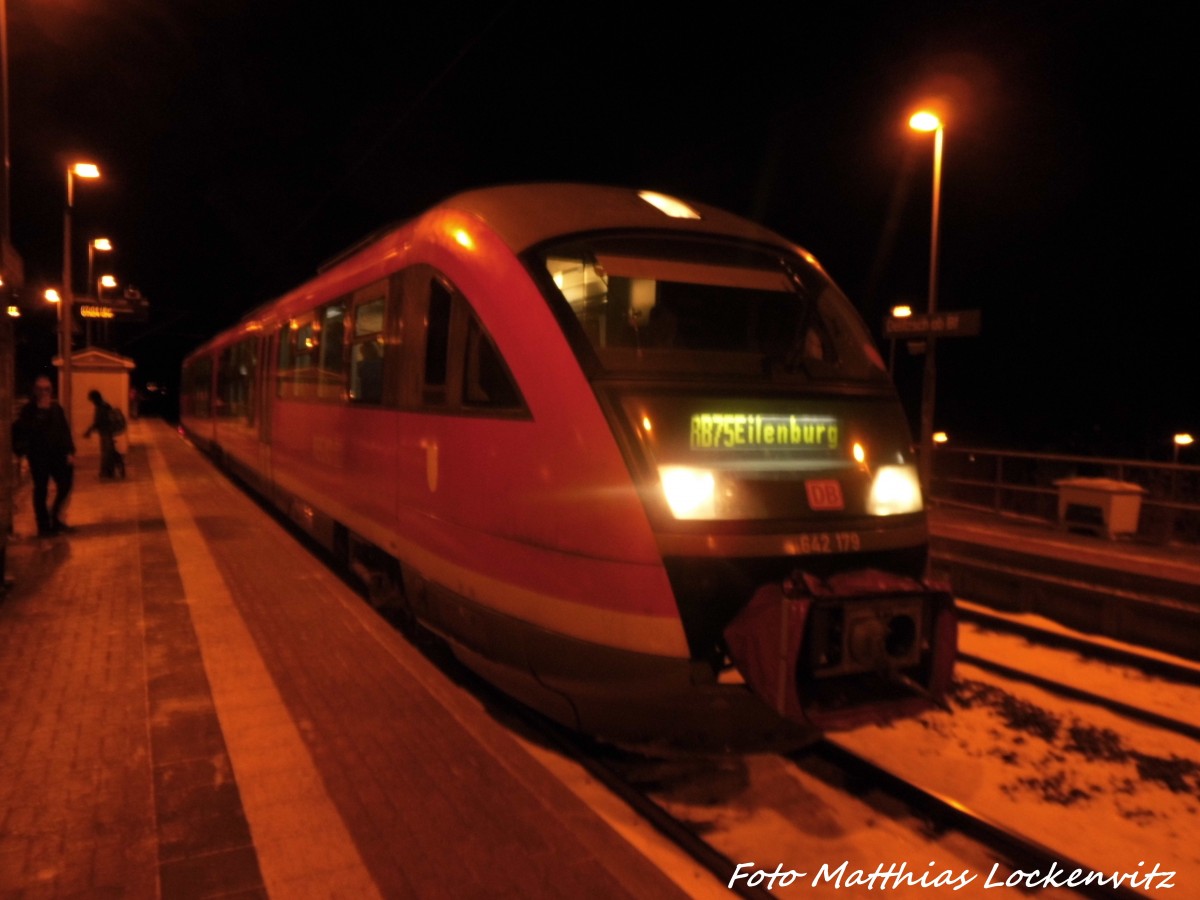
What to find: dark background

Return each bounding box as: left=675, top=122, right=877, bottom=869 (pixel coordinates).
left=7, top=2, right=1195, bottom=458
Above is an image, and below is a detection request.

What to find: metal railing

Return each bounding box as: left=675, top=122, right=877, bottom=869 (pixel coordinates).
left=931, top=446, right=1200, bottom=545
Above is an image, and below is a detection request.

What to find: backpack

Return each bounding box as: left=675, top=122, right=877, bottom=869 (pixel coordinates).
left=107, top=405, right=127, bottom=436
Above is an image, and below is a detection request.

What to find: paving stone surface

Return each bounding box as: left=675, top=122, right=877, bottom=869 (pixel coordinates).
left=1, top=421, right=693, bottom=898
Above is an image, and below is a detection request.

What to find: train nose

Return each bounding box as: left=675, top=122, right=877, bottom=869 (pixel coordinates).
left=847, top=611, right=919, bottom=670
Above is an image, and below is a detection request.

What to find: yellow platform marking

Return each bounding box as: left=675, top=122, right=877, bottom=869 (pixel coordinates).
left=147, top=443, right=382, bottom=899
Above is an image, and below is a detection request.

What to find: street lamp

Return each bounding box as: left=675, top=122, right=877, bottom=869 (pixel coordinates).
left=888, top=304, right=912, bottom=375
left=909, top=109, right=945, bottom=496
left=86, top=238, right=112, bottom=346
left=1174, top=433, right=1195, bottom=464
left=87, top=237, right=112, bottom=294
left=61, top=161, right=101, bottom=423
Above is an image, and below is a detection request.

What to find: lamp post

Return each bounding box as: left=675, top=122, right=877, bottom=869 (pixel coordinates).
left=61, top=162, right=100, bottom=423
left=909, top=110, right=945, bottom=496
left=87, top=238, right=112, bottom=347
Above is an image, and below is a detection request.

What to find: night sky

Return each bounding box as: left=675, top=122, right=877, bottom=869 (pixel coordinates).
left=7, top=1, right=1195, bottom=458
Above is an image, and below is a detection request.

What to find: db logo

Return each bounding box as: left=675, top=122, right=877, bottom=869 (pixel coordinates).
left=805, top=479, right=844, bottom=511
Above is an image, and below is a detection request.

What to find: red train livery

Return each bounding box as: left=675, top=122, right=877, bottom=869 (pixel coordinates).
left=181, top=184, right=955, bottom=750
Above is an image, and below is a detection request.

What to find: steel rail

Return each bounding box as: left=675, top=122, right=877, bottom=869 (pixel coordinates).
left=956, top=650, right=1200, bottom=741
left=957, top=603, right=1200, bottom=686
left=810, top=739, right=1151, bottom=900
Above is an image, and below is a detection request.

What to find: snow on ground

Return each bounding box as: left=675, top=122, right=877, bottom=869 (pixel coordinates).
left=956, top=615, right=1200, bottom=728
left=833, top=624, right=1199, bottom=897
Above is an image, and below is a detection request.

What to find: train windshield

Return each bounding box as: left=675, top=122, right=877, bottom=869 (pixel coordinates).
left=534, top=236, right=886, bottom=383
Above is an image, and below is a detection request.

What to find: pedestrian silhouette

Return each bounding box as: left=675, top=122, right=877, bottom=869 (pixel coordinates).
left=11, top=375, right=76, bottom=536
left=83, top=389, right=126, bottom=479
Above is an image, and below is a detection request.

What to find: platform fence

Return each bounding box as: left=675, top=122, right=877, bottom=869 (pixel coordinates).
left=931, top=446, right=1200, bottom=545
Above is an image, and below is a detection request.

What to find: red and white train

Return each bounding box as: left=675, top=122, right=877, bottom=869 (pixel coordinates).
left=181, top=184, right=955, bottom=750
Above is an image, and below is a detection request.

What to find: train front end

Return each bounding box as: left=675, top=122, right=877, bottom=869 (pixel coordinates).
left=529, top=216, right=955, bottom=743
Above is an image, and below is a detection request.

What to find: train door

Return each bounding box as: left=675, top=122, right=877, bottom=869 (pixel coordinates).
left=396, top=265, right=526, bottom=525
left=341, top=280, right=400, bottom=539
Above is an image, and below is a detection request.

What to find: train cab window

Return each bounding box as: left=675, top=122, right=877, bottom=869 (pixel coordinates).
left=350, top=289, right=387, bottom=404
left=535, top=238, right=887, bottom=384
left=317, top=301, right=347, bottom=400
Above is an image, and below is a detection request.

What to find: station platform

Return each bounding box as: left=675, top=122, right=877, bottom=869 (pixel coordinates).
left=928, top=501, right=1200, bottom=661
left=928, top=504, right=1200, bottom=590
left=0, top=419, right=706, bottom=899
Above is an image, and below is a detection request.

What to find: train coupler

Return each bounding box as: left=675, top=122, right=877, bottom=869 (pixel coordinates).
left=723, top=568, right=957, bottom=731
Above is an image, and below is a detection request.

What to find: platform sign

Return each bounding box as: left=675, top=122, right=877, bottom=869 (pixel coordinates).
left=74, top=291, right=150, bottom=322
left=884, top=309, right=981, bottom=338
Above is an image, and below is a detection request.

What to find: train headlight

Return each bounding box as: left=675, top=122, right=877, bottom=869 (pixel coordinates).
left=658, top=466, right=716, bottom=519
left=867, top=465, right=923, bottom=516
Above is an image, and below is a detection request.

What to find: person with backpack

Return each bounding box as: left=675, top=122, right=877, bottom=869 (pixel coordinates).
left=83, top=389, right=126, bottom=479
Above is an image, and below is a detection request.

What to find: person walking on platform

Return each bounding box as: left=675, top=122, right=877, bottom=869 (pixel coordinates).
left=83, top=389, right=126, bottom=479
left=11, top=375, right=76, bottom=537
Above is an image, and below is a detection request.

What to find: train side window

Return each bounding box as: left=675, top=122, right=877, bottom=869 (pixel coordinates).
left=422, top=279, right=452, bottom=405
left=462, top=314, right=522, bottom=410
left=292, top=318, right=318, bottom=399
left=276, top=324, right=295, bottom=398
left=276, top=317, right=317, bottom=399
left=184, top=356, right=213, bottom=417
left=350, top=293, right=386, bottom=404
left=218, top=338, right=257, bottom=422
left=317, top=301, right=347, bottom=400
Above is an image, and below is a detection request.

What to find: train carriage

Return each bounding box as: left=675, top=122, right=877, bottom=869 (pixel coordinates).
left=181, top=183, right=955, bottom=750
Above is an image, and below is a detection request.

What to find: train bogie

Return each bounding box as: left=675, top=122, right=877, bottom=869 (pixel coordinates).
left=181, top=184, right=955, bottom=751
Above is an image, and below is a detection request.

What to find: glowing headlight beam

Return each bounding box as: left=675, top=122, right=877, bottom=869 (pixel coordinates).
left=658, top=466, right=716, bottom=519
left=868, top=465, right=924, bottom=516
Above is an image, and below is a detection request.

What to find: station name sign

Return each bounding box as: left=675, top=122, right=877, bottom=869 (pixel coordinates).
left=73, top=292, right=150, bottom=322
left=884, top=309, right=981, bottom=338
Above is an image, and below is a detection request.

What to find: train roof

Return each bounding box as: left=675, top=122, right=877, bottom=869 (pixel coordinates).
left=185, top=183, right=803, bottom=361
left=430, top=183, right=794, bottom=254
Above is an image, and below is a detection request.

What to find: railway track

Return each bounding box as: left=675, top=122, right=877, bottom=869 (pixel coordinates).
left=534, top=717, right=1161, bottom=900
left=956, top=601, right=1200, bottom=741
left=808, top=739, right=1152, bottom=900
left=956, top=602, right=1200, bottom=686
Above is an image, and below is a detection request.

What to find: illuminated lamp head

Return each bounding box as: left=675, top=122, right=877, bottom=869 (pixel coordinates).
left=637, top=190, right=700, bottom=220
